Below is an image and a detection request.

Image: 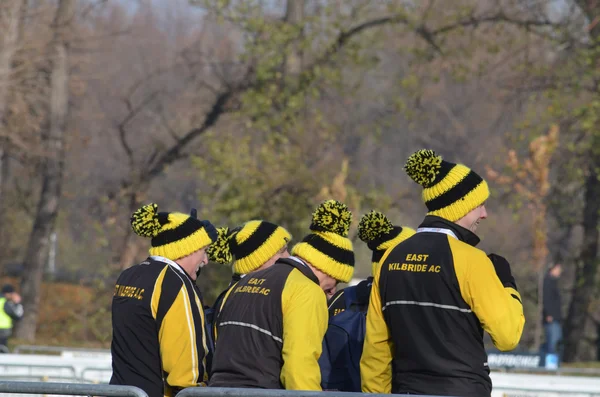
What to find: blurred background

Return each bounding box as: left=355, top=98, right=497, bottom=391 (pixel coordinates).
left=0, top=0, right=598, bottom=366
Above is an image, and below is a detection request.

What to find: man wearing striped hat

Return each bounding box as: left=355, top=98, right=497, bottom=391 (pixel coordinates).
left=327, top=210, right=415, bottom=318
left=360, top=150, right=525, bottom=397
left=319, top=211, right=414, bottom=392
left=209, top=200, right=355, bottom=390
left=204, top=219, right=292, bottom=362
left=111, top=203, right=218, bottom=397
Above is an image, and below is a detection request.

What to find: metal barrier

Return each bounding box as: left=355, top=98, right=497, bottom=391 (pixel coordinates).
left=12, top=346, right=110, bottom=355
left=80, top=367, right=113, bottom=382
left=0, top=353, right=112, bottom=384
left=0, top=363, right=77, bottom=376
left=177, top=387, right=446, bottom=397
left=0, top=381, right=598, bottom=397
left=494, top=365, right=600, bottom=376
left=0, top=381, right=148, bottom=397
left=0, top=376, right=92, bottom=383
left=491, top=372, right=600, bottom=396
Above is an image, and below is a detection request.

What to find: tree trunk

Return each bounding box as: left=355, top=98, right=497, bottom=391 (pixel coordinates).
left=284, top=0, right=304, bottom=76
left=0, top=0, right=22, bottom=116
left=560, top=0, right=600, bottom=363
left=116, top=189, right=147, bottom=270
left=0, top=147, right=9, bottom=252
left=563, top=147, right=600, bottom=362
left=0, top=0, right=24, bottom=250
left=14, top=0, right=74, bottom=342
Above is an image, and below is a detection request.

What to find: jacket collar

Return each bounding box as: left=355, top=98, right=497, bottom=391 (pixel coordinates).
left=149, top=255, right=194, bottom=282
left=280, top=256, right=320, bottom=285
left=418, top=215, right=480, bottom=247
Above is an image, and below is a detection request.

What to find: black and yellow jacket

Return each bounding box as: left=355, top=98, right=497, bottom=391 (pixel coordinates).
left=360, top=216, right=525, bottom=397
left=209, top=257, right=328, bottom=390
left=110, top=256, right=209, bottom=397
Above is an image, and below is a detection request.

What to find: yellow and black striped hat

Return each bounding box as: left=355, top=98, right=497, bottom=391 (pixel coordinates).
left=404, top=149, right=490, bottom=222
left=208, top=220, right=291, bottom=275
left=291, top=200, right=355, bottom=283
left=358, top=210, right=416, bottom=276
left=130, top=203, right=217, bottom=261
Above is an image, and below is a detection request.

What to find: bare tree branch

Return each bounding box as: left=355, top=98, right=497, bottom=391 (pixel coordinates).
left=80, top=0, right=108, bottom=19
left=143, top=87, right=236, bottom=182
left=117, top=90, right=160, bottom=166
left=431, top=10, right=557, bottom=36
left=156, top=102, right=181, bottom=142
left=133, top=3, right=564, bottom=197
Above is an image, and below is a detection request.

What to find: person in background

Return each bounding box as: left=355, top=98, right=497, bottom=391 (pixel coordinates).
left=543, top=263, right=563, bottom=355
left=110, top=203, right=217, bottom=397
left=0, top=284, right=23, bottom=351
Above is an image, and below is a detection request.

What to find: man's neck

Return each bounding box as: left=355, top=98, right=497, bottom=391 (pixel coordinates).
left=419, top=215, right=480, bottom=247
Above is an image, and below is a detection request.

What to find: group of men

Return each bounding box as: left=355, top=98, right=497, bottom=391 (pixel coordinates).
left=110, top=149, right=526, bottom=397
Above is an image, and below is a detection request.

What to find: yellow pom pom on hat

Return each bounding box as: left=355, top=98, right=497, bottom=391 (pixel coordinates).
left=358, top=210, right=415, bottom=276
left=130, top=203, right=218, bottom=261
left=208, top=220, right=291, bottom=275
left=291, top=199, right=355, bottom=283
left=404, top=149, right=490, bottom=222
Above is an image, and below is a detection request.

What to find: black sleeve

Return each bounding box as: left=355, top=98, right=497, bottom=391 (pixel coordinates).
left=4, top=301, right=23, bottom=320
left=487, top=254, right=517, bottom=290
left=354, top=278, right=373, bottom=310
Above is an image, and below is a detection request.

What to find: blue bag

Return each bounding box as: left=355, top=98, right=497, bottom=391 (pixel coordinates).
left=319, top=286, right=368, bottom=392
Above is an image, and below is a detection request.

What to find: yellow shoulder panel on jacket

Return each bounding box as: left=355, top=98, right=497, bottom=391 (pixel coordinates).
left=280, top=268, right=327, bottom=390
left=159, top=284, right=202, bottom=389
left=449, top=237, right=525, bottom=351
left=151, top=266, right=169, bottom=320
left=360, top=245, right=394, bottom=393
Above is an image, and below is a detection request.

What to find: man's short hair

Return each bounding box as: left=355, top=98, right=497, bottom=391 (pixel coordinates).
left=1, top=284, right=15, bottom=294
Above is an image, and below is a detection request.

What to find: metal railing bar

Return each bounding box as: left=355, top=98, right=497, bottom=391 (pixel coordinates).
left=177, top=387, right=448, bottom=397
left=0, top=376, right=91, bottom=383
left=0, top=381, right=148, bottom=397
left=496, top=386, right=600, bottom=394
left=0, top=364, right=77, bottom=370
left=13, top=346, right=110, bottom=354
left=80, top=367, right=112, bottom=373
left=493, top=366, right=600, bottom=375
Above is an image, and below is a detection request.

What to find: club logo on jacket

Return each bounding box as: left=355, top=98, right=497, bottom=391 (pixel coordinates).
left=388, top=253, right=440, bottom=273
left=234, top=277, right=271, bottom=296
left=114, top=284, right=145, bottom=300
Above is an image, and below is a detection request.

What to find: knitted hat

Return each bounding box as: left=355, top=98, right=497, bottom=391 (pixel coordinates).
left=208, top=220, right=291, bottom=275
left=291, top=200, right=355, bottom=283
left=1, top=284, right=15, bottom=294
left=404, top=149, right=490, bottom=222
left=130, top=203, right=217, bottom=261
left=358, top=210, right=416, bottom=276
